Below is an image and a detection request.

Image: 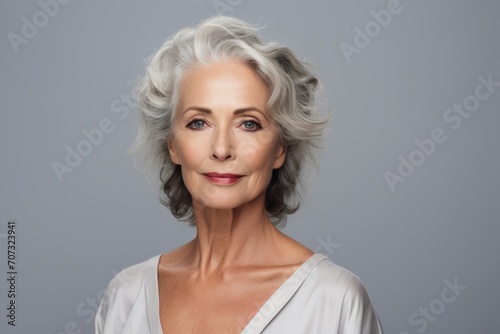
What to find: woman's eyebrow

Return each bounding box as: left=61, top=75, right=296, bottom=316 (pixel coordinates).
left=182, top=106, right=211, bottom=115
left=182, top=106, right=269, bottom=120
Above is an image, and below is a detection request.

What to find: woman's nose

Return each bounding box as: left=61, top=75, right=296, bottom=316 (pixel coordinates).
left=210, top=126, right=235, bottom=161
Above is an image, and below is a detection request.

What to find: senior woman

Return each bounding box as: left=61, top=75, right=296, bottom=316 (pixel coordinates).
left=95, top=16, right=383, bottom=334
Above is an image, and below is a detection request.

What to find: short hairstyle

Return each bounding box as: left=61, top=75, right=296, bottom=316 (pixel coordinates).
left=128, top=15, right=330, bottom=228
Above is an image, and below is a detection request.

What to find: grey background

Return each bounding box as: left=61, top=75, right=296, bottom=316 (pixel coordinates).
left=1, top=0, right=498, bottom=333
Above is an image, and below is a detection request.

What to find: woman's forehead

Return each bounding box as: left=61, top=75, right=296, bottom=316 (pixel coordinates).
left=177, top=61, right=270, bottom=114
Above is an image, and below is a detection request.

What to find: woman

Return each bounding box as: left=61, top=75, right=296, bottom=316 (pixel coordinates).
left=95, top=16, right=384, bottom=334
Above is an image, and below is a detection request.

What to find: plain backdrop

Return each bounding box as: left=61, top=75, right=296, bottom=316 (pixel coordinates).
left=1, top=1, right=499, bottom=333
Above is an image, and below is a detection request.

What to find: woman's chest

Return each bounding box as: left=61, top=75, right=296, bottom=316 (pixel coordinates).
left=157, top=267, right=297, bottom=334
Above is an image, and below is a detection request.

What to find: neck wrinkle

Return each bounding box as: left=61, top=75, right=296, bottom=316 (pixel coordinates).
left=189, top=195, right=276, bottom=277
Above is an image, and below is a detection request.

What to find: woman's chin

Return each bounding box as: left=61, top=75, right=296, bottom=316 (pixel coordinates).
left=192, top=193, right=262, bottom=212
left=194, top=198, right=246, bottom=211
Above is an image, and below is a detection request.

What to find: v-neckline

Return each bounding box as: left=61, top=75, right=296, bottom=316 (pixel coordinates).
left=145, top=253, right=328, bottom=334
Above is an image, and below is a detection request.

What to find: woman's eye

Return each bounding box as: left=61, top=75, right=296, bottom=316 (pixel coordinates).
left=188, top=119, right=205, bottom=129
left=242, top=120, right=261, bottom=130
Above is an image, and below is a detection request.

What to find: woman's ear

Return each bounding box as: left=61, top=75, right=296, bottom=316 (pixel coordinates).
left=273, top=144, right=286, bottom=169
left=168, top=140, right=181, bottom=165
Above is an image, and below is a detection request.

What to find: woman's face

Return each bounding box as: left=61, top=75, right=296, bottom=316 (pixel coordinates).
left=168, top=60, right=286, bottom=211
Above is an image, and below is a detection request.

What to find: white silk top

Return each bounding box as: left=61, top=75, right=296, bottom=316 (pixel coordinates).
left=95, top=253, right=384, bottom=333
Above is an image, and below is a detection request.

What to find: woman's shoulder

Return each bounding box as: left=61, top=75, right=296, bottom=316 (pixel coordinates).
left=303, top=255, right=384, bottom=332
left=308, top=255, right=374, bottom=302
left=95, top=254, right=161, bottom=333
left=105, top=255, right=160, bottom=293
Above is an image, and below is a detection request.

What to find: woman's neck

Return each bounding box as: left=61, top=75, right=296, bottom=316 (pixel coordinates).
left=186, top=196, right=283, bottom=276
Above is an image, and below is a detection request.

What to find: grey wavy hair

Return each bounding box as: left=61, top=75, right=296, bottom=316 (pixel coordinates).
left=128, top=15, right=330, bottom=228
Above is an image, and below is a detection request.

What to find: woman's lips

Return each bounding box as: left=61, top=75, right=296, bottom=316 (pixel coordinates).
left=203, top=173, right=244, bottom=184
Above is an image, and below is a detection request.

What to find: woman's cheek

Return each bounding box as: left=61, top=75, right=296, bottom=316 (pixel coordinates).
left=177, top=133, right=209, bottom=162
left=239, top=131, right=274, bottom=162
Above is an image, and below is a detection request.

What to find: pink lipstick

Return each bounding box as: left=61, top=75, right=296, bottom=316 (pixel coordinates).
left=203, top=173, right=244, bottom=185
